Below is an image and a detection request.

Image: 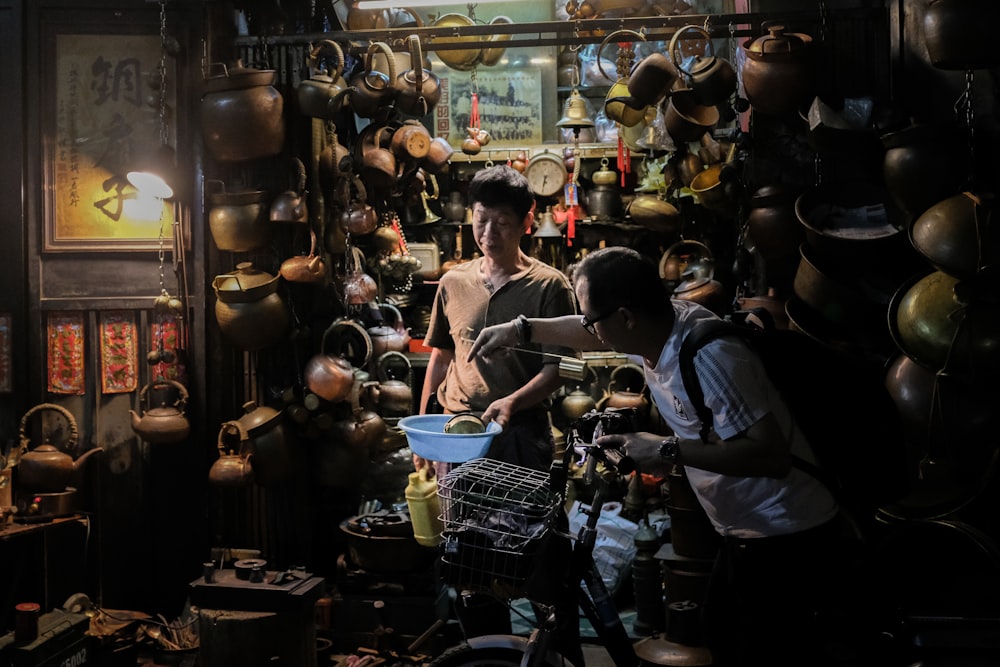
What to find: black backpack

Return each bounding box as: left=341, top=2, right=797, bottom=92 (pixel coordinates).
left=678, top=310, right=911, bottom=538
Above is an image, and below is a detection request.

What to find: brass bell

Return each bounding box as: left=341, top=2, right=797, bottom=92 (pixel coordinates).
left=534, top=208, right=563, bottom=238
left=556, top=89, right=596, bottom=135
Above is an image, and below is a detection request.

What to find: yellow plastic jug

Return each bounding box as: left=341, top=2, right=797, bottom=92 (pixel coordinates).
left=405, top=467, right=443, bottom=547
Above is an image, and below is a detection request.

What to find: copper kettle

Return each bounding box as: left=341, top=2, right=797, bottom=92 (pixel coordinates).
left=209, top=421, right=254, bottom=487
left=669, top=24, right=737, bottom=106
left=304, top=321, right=359, bottom=403
left=17, top=403, right=103, bottom=494
left=600, top=365, right=650, bottom=413
left=366, top=351, right=414, bottom=418
left=280, top=230, right=327, bottom=284
left=130, top=379, right=191, bottom=444
left=367, top=303, right=411, bottom=357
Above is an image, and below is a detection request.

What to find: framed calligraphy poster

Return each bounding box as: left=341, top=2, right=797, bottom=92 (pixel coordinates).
left=44, top=29, right=176, bottom=251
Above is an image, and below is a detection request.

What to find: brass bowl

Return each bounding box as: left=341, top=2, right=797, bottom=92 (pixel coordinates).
left=431, top=13, right=482, bottom=71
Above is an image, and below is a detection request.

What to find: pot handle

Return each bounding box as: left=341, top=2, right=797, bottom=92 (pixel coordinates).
left=217, top=420, right=250, bottom=456
left=140, top=379, right=190, bottom=411
left=376, top=350, right=412, bottom=385
left=19, top=403, right=79, bottom=457
left=668, top=24, right=715, bottom=78
left=322, top=318, right=374, bottom=367
left=309, top=39, right=345, bottom=80
left=609, top=363, right=647, bottom=393
left=291, top=157, right=307, bottom=194
left=365, top=41, right=397, bottom=86
left=597, top=29, right=646, bottom=82
left=408, top=34, right=425, bottom=86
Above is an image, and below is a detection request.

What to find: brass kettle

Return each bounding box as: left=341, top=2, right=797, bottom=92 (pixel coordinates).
left=209, top=421, right=254, bottom=487
left=17, top=403, right=103, bottom=494
left=130, top=379, right=191, bottom=444
left=270, top=158, right=309, bottom=224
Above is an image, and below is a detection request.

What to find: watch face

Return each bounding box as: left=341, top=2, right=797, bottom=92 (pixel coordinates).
left=526, top=154, right=567, bottom=197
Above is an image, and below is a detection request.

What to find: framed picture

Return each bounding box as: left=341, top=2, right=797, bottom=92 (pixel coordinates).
left=434, top=66, right=545, bottom=149
left=43, top=24, right=176, bottom=252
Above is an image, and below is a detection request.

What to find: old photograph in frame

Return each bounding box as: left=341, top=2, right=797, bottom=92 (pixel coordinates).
left=43, top=26, right=176, bottom=252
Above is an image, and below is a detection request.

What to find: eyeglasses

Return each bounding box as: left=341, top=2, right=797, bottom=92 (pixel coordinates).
left=580, top=308, right=618, bottom=335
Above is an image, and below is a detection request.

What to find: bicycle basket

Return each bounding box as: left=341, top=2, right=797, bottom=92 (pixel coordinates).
left=438, top=458, right=561, bottom=596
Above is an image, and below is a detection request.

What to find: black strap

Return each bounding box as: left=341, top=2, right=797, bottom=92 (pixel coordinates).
left=678, top=316, right=839, bottom=495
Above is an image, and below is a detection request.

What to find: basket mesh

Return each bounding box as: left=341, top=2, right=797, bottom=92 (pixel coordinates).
left=437, top=458, right=561, bottom=595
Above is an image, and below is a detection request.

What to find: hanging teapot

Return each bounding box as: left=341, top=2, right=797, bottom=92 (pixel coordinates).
left=562, top=385, right=598, bottom=421
left=669, top=24, right=737, bottom=107
left=599, top=30, right=649, bottom=128
left=270, top=158, right=309, bottom=224
left=339, top=175, right=378, bottom=236
left=395, top=34, right=441, bottom=117
left=130, top=379, right=191, bottom=444
left=280, top=230, right=327, bottom=284
left=348, top=41, right=397, bottom=119
left=17, top=403, right=103, bottom=494
left=367, top=303, right=411, bottom=357
left=209, top=421, right=254, bottom=487
left=297, top=39, right=351, bottom=119
left=304, top=321, right=360, bottom=403
left=367, top=351, right=413, bottom=418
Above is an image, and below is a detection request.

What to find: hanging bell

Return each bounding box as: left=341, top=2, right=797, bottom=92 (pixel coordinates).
left=556, top=89, right=595, bottom=136
left=534, top=208, right=564, bottom=238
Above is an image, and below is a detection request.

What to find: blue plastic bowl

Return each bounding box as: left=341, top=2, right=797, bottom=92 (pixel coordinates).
left=397, top=414, right=502, bottom=463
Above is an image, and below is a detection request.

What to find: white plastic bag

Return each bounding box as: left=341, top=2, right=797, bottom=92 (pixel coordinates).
left=568, top=500, right=639, bottom=594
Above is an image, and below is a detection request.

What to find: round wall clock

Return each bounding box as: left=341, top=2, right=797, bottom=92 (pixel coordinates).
left=524, top=151, right=569, bottom=198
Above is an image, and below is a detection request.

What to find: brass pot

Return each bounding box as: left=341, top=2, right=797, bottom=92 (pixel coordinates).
left=740, top=24, right=814, bottom=116
left=910, top=192, right=997, bottom=279
left=207, top=181, right=271, bottom=252
left=430, top=13, right=482, bottom=71
left=200, top=62, right=284, bottom=162
left=213, top=262, right=290, bottom=351
left=890, top=269, right=1000, bottom=375
left=881, top=122, right=971, bottom=217
left=746, top=185, right=804, bottom=261
left=237, top=401, right=293, bottom=486
left=924, top=0, right=1000, bottom=70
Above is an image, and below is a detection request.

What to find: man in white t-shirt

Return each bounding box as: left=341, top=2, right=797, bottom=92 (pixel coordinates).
left=469, top=246, right=842, bottom=667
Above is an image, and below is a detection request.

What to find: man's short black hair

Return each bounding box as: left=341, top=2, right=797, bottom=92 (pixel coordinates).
left=576, top=246, right=673, bottom=317
left=468, top=164, right=535, bottom=220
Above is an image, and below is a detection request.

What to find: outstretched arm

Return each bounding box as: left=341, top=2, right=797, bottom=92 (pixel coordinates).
left=467, top=314, right=607, bottom=363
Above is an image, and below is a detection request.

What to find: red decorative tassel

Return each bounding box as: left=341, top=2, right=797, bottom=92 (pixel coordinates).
left=618, top=136, right=626, bottom=187
left=470, top=93, right=480, bottom=130
left=567, top=206, right=576, bottom=247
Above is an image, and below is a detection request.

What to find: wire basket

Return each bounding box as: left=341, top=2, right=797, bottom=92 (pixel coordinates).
left=438, top=458, right=562, bottom=596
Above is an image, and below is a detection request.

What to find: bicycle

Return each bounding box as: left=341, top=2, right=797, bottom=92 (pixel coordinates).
left=428, top=407, right=645, bottom=667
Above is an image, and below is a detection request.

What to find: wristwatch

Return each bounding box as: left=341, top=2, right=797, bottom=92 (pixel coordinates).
left=658, top=436, right=681, bottom=463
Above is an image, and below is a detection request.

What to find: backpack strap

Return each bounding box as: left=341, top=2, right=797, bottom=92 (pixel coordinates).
left=678, top=319, right=749, bottom=444
left=679, top=317, right=841, bottom=495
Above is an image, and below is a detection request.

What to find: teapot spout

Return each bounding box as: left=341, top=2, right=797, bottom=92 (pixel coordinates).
left=129, top=409, right=142, bottom=433
left=73, top=447, right=104, bottom=473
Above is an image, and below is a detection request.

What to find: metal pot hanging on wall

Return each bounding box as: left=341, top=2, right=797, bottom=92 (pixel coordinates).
left=212, top=262, right=290, bottom=351
left=200, top=62, right=285, bottom=162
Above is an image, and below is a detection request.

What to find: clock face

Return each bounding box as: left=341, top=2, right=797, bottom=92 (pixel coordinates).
left=525, top=153, right=568, bottom=198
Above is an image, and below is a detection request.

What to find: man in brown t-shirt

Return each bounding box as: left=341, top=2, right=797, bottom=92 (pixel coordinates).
left=417, top=165, right=577, bottom=475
